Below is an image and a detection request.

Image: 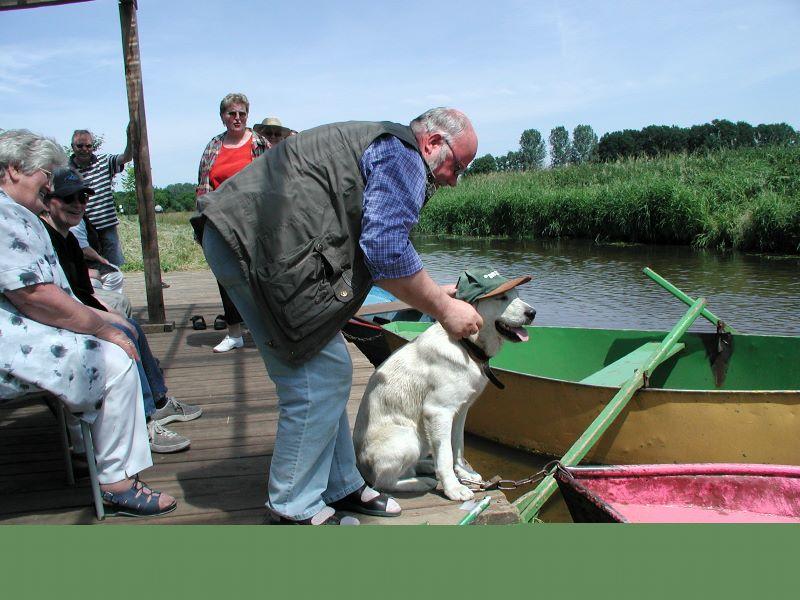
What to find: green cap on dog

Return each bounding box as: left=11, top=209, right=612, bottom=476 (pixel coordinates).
left=455, top=268, right=532, bottom=304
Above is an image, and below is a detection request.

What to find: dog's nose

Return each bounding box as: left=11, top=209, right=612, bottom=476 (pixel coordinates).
left=525, top=308, right=536, bottom=321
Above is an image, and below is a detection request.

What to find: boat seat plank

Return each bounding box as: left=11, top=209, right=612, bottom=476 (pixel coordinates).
left=579, top=341, right=685, bottom=388
left=355, top=300, right=412, bottom=316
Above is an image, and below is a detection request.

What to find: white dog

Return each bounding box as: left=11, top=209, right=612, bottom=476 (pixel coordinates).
left=353, top=269, right=535, bottom=501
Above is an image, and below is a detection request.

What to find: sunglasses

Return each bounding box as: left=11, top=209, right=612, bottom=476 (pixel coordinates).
left=73, top=143, right=93, bottom=149
left=48, top=191, right=90, bottom=205
left=262, top=129, right=284, bottom=137
left=225, top=111, right=247, bottom=119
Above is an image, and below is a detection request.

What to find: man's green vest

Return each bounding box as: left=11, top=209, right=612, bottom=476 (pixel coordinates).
left=192, top=121, right=422, bottom=364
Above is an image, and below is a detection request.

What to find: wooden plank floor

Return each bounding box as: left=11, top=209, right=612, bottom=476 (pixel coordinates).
left=0, top=270, right=518, bottom=525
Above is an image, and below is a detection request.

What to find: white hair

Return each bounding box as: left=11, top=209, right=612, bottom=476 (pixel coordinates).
left=0, top=129, right=67, bottom=184
left=410, top=107, right=470, bottom=141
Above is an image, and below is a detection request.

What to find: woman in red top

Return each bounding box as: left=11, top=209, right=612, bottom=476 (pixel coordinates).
left=196, top=93, right=269, bottom=352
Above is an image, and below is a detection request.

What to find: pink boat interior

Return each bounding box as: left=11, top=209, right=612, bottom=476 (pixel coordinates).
left=565, top=464, right=800, bottom=523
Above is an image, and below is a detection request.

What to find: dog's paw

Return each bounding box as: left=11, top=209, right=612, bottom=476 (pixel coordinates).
left=444, top=483, right=475, bottom=502
left=454, top=464, right=482, bottom=483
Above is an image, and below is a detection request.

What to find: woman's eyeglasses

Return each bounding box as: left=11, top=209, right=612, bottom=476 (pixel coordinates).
left=38, top=168, right=54, bottom=186
left=225, top=111, right=247, bottom=119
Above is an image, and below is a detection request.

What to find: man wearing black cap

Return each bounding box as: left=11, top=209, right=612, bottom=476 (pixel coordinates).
left=41, top=168, right=203, bottom=454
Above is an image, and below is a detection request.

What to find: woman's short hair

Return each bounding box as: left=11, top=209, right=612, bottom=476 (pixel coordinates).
left=220, top=93, right=250, bottom=115
left=0, top=129, right=67, bottom=184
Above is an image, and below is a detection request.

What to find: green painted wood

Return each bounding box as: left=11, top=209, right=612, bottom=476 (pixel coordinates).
left=382, top=322, right=800, bottom=392
left=579, top=341, right=685, bottom=387
left=643, top=267, right=738, bottom=334
left=514, top=297, right=707, bottom=522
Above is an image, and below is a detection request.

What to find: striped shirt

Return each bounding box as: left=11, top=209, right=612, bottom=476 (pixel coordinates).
left=70, top=153, right=126, bottom=230
left=359, top=135, right=426, bottom=280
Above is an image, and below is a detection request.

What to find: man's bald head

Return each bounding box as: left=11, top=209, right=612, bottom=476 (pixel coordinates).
left=410, top=107, right=477, bottom=188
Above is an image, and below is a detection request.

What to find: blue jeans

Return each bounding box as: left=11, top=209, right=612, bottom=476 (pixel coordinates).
left=114, top=318, right=168, bottom=418
left=97, top=224, right=125, bottom=267
left=203, top=224, right=364, bottom=520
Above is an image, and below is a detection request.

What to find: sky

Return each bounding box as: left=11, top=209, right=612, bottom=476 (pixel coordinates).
left=1, top=0, right=799, bottom=187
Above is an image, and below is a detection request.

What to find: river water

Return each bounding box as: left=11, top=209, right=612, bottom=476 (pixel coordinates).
left=411, top=236, right=799, bottom=520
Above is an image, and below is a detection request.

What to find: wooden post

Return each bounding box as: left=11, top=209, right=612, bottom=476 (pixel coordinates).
left=118, top=0, right=165, bottom=324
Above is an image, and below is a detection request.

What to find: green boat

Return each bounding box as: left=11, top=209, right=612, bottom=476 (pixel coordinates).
left=381, top=318, right=800, bottom=467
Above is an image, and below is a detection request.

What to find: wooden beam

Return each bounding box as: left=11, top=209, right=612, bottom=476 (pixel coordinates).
left=0, top=0, right=93, bottom=11
left=118, top=0, right=166, bottom=324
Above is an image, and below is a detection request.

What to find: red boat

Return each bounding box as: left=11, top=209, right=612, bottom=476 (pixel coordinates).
left=554, top=463, right=800, bottom=523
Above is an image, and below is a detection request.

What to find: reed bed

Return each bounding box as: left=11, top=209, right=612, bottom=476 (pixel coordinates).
left=419, top=146, right=800, bottom=253
left=118, top=146, right=799, bottom=272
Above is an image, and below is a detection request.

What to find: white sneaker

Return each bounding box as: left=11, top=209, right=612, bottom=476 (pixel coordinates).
left=213, top=335, right=244, bottom=353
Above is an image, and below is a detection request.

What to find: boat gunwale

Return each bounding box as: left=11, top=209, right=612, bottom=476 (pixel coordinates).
left=382, top=323, right=800, bottom=394
left=563, top=463, right=800, bottom=479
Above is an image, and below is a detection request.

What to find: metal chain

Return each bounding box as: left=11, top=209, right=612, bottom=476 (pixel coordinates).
left=459, top=461, right=560, bottom=491
left=341, top=330, right=384, bottom=343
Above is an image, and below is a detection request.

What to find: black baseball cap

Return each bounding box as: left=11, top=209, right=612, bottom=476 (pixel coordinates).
left=52, top=167, right=95, bottom=198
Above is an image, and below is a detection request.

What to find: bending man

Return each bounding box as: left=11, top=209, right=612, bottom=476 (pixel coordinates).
left=192, top=107, right=481, bottom=525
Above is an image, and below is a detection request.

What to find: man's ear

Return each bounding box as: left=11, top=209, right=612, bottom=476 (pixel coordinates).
left=420, top=131, right=444, bottom=156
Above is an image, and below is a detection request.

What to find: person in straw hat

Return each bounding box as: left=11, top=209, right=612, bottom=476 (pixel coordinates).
left=253, top=116, right=296, bottom=146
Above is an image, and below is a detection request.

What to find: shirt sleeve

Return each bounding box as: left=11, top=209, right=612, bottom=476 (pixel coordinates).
left=0, top=202, right=58, bottom=293
left=359, top=135, right=426, bottom=280
left=70, top=220, right=90, bottom=249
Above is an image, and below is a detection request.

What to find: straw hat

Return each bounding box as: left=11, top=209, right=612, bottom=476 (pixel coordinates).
left=254, top=116, right=293, bottom=137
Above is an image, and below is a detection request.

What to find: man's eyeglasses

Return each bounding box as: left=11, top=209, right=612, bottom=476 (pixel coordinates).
left=38, top=168, right=54, bottom=186
left=442, top=137, right=467, bottom=177
left=262, top=129, right=284, bottom=137
left=47, top=191, right=90, bottom=205
left=225, top=111, right=247, bottom=119
left=73, top=144, right=93, bottom=149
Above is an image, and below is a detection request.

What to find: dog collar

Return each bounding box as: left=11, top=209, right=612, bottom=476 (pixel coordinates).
left=459, top=339, right=505, bottom=390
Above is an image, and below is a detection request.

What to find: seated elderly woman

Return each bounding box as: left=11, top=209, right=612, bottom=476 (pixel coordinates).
left=40, top=167, right=203, bottom=454
left=0, top=129, right=175, bottom=517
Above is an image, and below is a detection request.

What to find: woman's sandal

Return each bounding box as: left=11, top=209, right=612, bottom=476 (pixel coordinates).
left=330, top=484, right=401, bottom=517
left=213, top=314, right=227, bottom=330
left=190, top=315, right=206, bottom=330
left=101, top=477, right=177, bottom=517
left=269, top=506, right=358, bottom=525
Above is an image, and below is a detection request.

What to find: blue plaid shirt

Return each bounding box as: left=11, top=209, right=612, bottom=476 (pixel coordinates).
left=359, top=135, right=425, bottom=280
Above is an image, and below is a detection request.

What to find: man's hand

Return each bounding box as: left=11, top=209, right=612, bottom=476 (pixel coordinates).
left=439, top=296, right=483, bottom=338
left=376, top=270, right=482, bottom=339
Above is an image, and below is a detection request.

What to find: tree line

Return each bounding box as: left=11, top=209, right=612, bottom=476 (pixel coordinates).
left=113, top=164, right=196, bottom=214
left=467, top=119, right=798, bottom=175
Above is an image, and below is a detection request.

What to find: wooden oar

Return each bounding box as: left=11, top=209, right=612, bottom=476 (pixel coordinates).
left=513, top=296, right=707, bottom=522
left=643, top=267, right=738, bottom=334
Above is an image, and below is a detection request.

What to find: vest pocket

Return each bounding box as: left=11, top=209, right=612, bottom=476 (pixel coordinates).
left=254, top=236, right=354, bottom=340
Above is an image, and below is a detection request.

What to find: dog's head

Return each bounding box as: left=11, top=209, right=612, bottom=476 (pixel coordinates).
left=456, top=268, right=536, bottom=356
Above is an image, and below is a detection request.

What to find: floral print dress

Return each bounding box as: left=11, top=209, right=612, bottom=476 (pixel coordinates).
left=0, top=189, right=106, bottom=418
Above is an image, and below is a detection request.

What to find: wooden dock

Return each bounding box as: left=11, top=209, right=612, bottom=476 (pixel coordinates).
left=0, top=270, right=519, bottom=525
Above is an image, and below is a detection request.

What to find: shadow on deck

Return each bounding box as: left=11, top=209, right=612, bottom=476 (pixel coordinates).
left=0, top=271, right=518, bottom=525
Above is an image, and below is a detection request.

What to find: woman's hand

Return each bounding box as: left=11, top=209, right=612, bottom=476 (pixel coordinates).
left=94, top=323, right=139, bottom=361
left=96, top=309, right=138, bottom=340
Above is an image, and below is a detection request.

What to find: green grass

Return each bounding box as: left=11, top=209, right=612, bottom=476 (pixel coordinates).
left=119, top=212, right=206, bottom=272
left=419, top=145, right=800, bottom=253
